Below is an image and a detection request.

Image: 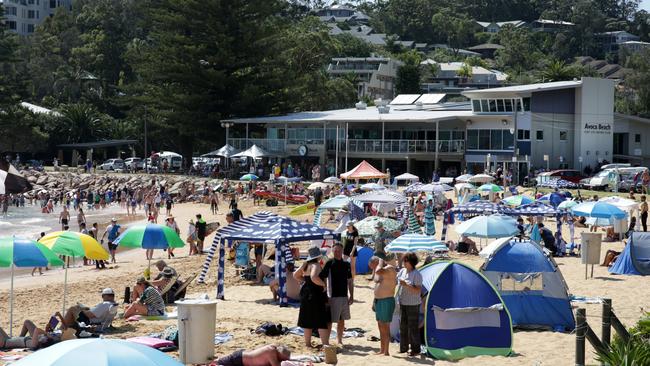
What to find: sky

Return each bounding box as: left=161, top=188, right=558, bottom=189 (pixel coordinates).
left=642, top=0, right=650, bottom=12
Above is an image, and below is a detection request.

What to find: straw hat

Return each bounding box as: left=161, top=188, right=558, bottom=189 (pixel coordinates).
left=305, top=247, right=322, bottom=261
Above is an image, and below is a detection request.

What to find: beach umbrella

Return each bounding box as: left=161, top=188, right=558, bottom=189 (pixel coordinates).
left=239, top=173, right=258, bottom=181
left=385, top=234, right=446, bottom=253
left=324, top=176, right=342, bottom=184
left=407, top=209, right=421, bottom=234
left=39, top=231, right=108, bottom=313
left=477, top=183, right=503, bottom=193
left=455, top=174, right=474, bottom=183
left=455, top=183, right=475, bottom=191
left=12, top=338, right=183, bottom=366
left=0, top=236, right=63, bottom=335
left=455, top=214, right=518, bottom=239
left=421, top=183, right=453, bottom=193
left=549, top=191, right=566, bottom=208
left=0, top=161, right=32, bottom=194
left=599, top=196, right=639, bottom=211
left=424, top=204, right=436, bottom=236
left=501, top=195, right=534, bottom=207
left=585, top=217, right=614, bottom=227
left=114, top=223, right=185, bottom=273
left=307, top=182, right=329, bottom=190
left=354, top=217, right=401, bottom=237
left=468, top=174, right=494, bottom=183
left=361, top=182, right=386, bottom=191
left=571, top=201, right=626, bottom=219
left=558, top=200, right=578, bottom=210
left=404, top=182, right=424, bottom=194
left=504, top=202, right=558, bottom=216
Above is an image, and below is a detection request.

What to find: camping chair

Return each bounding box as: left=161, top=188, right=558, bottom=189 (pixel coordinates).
left=159, top=275, right=180, bottom=304
left=96, top=304, right=119, bottom=332
left=173, top=272, right=198, bottom=300
left=235, top=242, right=251, bottom=275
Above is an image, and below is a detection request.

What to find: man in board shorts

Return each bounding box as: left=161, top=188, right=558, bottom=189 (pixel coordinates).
left=319, top=242, right=353, bottom=346
left=101, top=218, right=121, bottom=263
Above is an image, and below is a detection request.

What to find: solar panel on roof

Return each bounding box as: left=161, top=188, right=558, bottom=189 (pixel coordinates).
left=416, top=94, right=446, bottom=105
left=390, top=94, right=421, bottom=105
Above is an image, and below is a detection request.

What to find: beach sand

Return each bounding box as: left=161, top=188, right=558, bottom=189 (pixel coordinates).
left=0, top=192, right=647, bottom=365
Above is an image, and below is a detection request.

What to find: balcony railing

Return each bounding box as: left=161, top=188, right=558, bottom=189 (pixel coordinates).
left=229, top=139, right=286, bottom=153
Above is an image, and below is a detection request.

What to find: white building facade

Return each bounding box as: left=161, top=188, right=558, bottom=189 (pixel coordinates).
left=1, top=0, right=72, bottom=35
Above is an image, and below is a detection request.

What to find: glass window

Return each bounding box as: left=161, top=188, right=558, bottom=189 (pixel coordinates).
left=559, top=130, right=568, bottom=141
left=497, top=99, right=505, bottom=112
left=481, top=100, right=489, bottom=112
left=467, top=130, right=478, bottom=150
left=503, top=130, right=514, bottom=150
left=504, top=99, right=513, bottom=112
left=479, top=130, right=490, bottom=150
left=515, top=99, right=522, bottom=111
left=491, top=130, right=503, bottom=150
left=636, top=134, right=641, bottom=143
left=517, top=129, right=530, bottom=140
left=426, top=131, right=435, bottom=140
left=472, top=100, right=481, bottom=112
left=489, top=100, right=497, bottom=112
left=523, top=97, right=531, bottom=111
left=314, top=129, right=324, bottom=140
left=453, top=131, right=464, bottom=140
left=536, top=130, right=544, bottom=140
left=368, top=129, right=380, bottom=139
left=439, top=131, right=451, bottom=140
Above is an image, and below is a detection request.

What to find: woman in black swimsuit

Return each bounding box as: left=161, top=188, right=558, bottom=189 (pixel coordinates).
left=343, top=221, right=359, bottom=279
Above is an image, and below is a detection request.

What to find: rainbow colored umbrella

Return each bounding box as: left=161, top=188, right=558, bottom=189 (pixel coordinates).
left=239, top=174, right=258, bottom=181
left=39, top=231, right=109, bottom=313
left=114, top=224, right=185, bottom=273
left=501, top=195, right=534, bottom=207
left=0, top=236, right=64, bottom=335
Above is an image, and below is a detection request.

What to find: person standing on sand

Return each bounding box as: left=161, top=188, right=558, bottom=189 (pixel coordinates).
left=195, top=214, right=207, bottom=254
left=293, top=247, right=330, bottom=348
left=319, top=242, right=353, bottom=346
left=77, top=208, right=86, bottom=230
left=368, top=256, right=397, bottom=356
left=59, top=206, right=70, bottom=230
left=101, top=218, right=121, bottom=264
left=397, top=253, right=422, bottom=357
left=187, top=219, right=198, bottom=256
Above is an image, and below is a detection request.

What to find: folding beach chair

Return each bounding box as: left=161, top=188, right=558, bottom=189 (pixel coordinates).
left=173, top=272, right=198, bottom=300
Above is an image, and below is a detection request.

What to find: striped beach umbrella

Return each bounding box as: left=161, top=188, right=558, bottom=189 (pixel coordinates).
left=501, top=195, right=533, bottom=207
left=477, top=183, right=504, bottom=193
left=424, top=205, right=436, bottom=236
left=0, top=237, right=63, bottom=335
left=386, top=234, right=447, bottom=253
left=239, top=174, right=259, bottom=181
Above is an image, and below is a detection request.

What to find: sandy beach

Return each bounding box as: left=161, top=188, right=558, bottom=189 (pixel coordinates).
left=0, top=191, right=647, bottom=366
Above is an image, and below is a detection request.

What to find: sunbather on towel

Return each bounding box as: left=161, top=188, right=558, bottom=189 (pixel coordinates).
left=0, top=320, right=59, bottom=350
left=214, top=344, right=291, bottom=366
left=58, top=288, right=117, bottom=329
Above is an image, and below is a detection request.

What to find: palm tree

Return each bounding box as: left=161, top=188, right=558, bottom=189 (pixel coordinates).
left=457, top=62, right=473, bottom=84
left=57, top=103, right=105, bottom=143
left=539, top=60, right=575, bottom=82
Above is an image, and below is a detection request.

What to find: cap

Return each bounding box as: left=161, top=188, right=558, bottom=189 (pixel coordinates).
left=101, top=288, right=115, bottom=296
left=162, top=267, right=175, bottom=277
left=111, top=218, right=117, bottom=222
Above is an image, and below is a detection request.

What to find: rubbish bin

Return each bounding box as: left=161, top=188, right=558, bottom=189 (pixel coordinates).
left=581, top=232, right=602, bottom=265
left=176, top=299, right=218, bottom=364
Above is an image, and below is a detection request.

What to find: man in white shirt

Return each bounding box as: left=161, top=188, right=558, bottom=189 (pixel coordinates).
left=58, top=288, right=117, bottom=329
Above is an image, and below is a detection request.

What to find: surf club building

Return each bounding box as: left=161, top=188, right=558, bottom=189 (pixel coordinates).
left=222, top=77, right=621, bottom=180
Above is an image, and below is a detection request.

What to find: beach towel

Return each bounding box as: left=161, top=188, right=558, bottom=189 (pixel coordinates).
left=127, top=336, right=174, bottom=349
left=126, top=311, right=178, bottom=322
left=290, top=355, right=323, bottom=363
left=214, top=333, right=233, bottom=345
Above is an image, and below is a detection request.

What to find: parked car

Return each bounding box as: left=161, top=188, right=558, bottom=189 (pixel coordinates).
left=535, top=169, right=585, bottom=186
left=615, top=167, right=648, bottom=192
left=99, top=158, right=125, bottom=171
left=124, top=157, right=144, bottom=170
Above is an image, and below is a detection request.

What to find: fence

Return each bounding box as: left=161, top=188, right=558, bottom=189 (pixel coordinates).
left=575, top=298, right=630, bottom=366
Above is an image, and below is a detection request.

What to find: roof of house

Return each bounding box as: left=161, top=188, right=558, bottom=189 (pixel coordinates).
left=598, top=30, right=638, bottom=36
left=20, top=102, right=62, bottom=117
left=532, top=19, right=574, bottom=26
left=596, top=64, right=621, bottom=77
left=462, top=80, right=582, bottom=98
left=621, top=41, right=650, bottom=46
left=467, top=43, right=505, bottom=51
left=421, top=60, right=503, bottom=77
left=476, top=20, right=526, bottom=28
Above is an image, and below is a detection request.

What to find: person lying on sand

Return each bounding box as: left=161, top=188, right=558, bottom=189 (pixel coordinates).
left=213, top=344, right=291, bottom=366
left=0, top=320, right=60, bottom=350
left=57, top=288, right=117, bottom=329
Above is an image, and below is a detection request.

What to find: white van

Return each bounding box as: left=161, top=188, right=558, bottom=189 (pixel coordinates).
left=157, top=151, right=183, bottom=171
left=582, top=166, right=646, bottom=191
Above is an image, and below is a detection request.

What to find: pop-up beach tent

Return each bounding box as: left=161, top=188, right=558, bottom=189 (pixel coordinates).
left=340, top=160, right=388, bottom=180
left=420, top=260, right=512, bottom=360
left=480, top=238, right=575, bottom=331
left=609, top=231, right=650, bottom=275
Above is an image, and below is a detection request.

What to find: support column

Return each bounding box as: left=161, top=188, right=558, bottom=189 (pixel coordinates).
left=382, top=121, right=385, bottom=153
left=406, top=157, right=412, bottom=173
left=381, top=158, right=386, bottom=171
left=245, top=123, right=249, bottom=147
left=434, top=121, right=440, bottom=173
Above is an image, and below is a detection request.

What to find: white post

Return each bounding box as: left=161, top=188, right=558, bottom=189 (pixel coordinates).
left=62, top=265, right=69, bottom=314
left=335, top=125, right=339, bottom=175
left=9, top=264, right=14, bottom=336
left=345, top=122, right=349, bottom=172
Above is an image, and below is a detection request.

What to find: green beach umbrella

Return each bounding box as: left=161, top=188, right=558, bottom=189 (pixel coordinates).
left=0, top=236, right=64, bottom=335
left=354, top=217, right=401, bottom=237
left=501, top=195, right=534, bottom=207
left=114, top=223, right=185, bottom=274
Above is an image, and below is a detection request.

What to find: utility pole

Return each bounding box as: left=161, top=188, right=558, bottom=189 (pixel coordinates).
left=143, top=106, right=148, bottom=173
left=513, top=98, right=518, bottom=185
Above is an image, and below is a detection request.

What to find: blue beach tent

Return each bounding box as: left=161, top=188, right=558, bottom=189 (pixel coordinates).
left=480, top=238, right=575, bottom=331
left=355, top=246, right=373, bottom=274
left=609, top=232, right=650, bottom=275
left=420, top=260, right=513, bottom=360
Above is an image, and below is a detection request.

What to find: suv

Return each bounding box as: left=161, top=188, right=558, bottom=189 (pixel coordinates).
left=99, top=159, right=125, bottom=171
left=124, top=157, right=143, bottom=171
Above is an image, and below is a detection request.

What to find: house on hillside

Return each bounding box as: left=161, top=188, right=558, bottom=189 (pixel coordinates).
left=596, top=31, right=641, bottom=53
left=467, top=43, right=505, bottom=59
left=475, top=20, right=527, bottom=33
left=315, top=4, right=369, bottom=24
left=326, top=57, right=403, bottom=100
left=619, top=40, right=650, bottom=53
left=530, top=19, right=574, bottom=32
left=1, top=0, right=73, bottom=35
left=420, top=60, right=508, bottom=93
left=575, top=56, right=629, bottom=81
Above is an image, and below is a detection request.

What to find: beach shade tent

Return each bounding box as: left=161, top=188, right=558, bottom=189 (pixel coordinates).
left=113, top=223, right=185, bottom=272
left=501, top=195, right=534, bottom=207
left=468, top=174, right=495, bottom=184
left=355, top=246, right=374, bottom=274
left=480, top=238, right=575, bottom=331
left=455, top=174, right=474, bottom=183
left=201, top=144, right=239, bottom=158
left=231, top=144, right=271, bottom=159
left=354, top=216, right=401, bottom=237
left=455, top=214, right=519, bottom=239
left=323, top=176, right=342, bottom=184
left=609, top=231, right=650, bottom=275
left=206, top=212, right=336, bottom=306
left=447, top=201, right=507, bottom=216
left=394, top=173, right=420, bottom=184
left=360, top=182, right=386, bottom=191
left=39, top=231, right=109, bottom=313
left=599, top=196, right=639, bottom=210
left=12, top=338, right=183, bottom=366
left=503, top=202, right=558, bottom=217
left=537, top=179, right=578, bottom=189
left=571, top=201, right=626, bottom=219
left=307, top=182, right=329, bottom=191
left=548, top=191, right=567, bottom=208
left=385, top=234, right=447, bottom=253
left=239, top=174, right=259, bottom=181
left=340, top=160, right=388, bottom=180
left=313, top=195, right=359, bottom=226
left=419, top=260, right=513, bottom=360
left=0, top=237, right=63, bottom=335
left=0, top=161, right=32, bottom=194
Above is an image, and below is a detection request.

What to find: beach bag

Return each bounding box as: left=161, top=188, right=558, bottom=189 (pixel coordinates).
left=162, top=325, right=179, bottom=346
left=254, top=322, right=285, bottom=336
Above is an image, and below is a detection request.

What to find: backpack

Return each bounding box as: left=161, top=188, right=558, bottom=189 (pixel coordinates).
left=254, top=322, right=286, bottom=336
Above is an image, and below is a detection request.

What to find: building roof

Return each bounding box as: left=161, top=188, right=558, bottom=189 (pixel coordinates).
left=20, top=102, right=62, bottom=117
left=467, top=43, right=505, bottom=51
left=533, top=19, right=574, bottom=26
left=462, top=80, right=582, bottom=98
left=621, top=41, right=650, bottom=46
left=476, top=20, right=526, bottom=28
left=57, top=140, right=138, bottom=149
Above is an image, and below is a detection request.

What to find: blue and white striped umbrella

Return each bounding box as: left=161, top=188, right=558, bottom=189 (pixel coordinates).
left=538, top=179, right=578, bottom=189
left=447, top=200, right=507, bottom=215
left=571, top=201, right=626, bottom=219
left=385, top=234, right=447, bottom=253
left=504, top=202, right=558, bottom=216
left=455, top=214, right=518, bottom=238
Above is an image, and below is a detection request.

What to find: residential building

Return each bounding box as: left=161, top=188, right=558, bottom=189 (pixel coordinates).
left=221, top=78, right=616, bottom=180
left=619, top=40, right=650, bottom=53
left=1, top=0, right=72, bottom=35
left=574, top=56, right=629, bottom=81
left=327, top=57, right=403, bottom=100
left=596, top=31, right=640, bottom=53
left=420, top=60, right=508, bottom=94
left=475, top=20, right=527, bottom=33
left=530, top=19, right=574, bottom=32
left=315, top=4, right=369, bottom=24
left=467, top=43, right=505, bottom=59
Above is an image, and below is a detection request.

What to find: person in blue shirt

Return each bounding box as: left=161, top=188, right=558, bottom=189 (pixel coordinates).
left=101, top=218, right=122, bottom=263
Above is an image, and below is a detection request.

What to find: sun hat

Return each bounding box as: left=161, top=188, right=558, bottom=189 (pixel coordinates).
left=305, top=246, right=322, bottom=261
left=162, top=267, right=175, bottom=278
left=101, top=288, right=115, bottom=296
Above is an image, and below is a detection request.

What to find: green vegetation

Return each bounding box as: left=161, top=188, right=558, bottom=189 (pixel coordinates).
left=596, top=312, right=650, bottom=366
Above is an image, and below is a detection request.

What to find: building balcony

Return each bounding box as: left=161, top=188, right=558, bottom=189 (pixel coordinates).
left=229, top=138, right=287, bottom=153
left=331, top=139, right=465, bottom=154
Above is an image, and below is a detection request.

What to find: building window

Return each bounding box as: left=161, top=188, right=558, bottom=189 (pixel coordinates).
left=467, top=130, right=478, bottom=149
left=50, top=0, right=56, bottom=8
left=472, top=100, right=481, bottom=112
left=488, top=99, right=497, bottom=112
left=517, top=129, right=530, bottom=140
left=480, top=100, right=489, bottom=112
left=635, top=134, right=641, bottom=143
left=522, top=97, right=531, bottom=111
left=559, top=130, right=568, bottom=141
left=28, top=10, right=36, bottom=18
left=504, top=99, right=513, bottom=112
left=6, top=21, right=17, bottom=30
left=536, top=130, right=544, bottom=140
left=5, top=7, right=17, bottom=15
left=467, top=129, right=513, bottom=150
left=27, top=24, right=34, bottom=33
